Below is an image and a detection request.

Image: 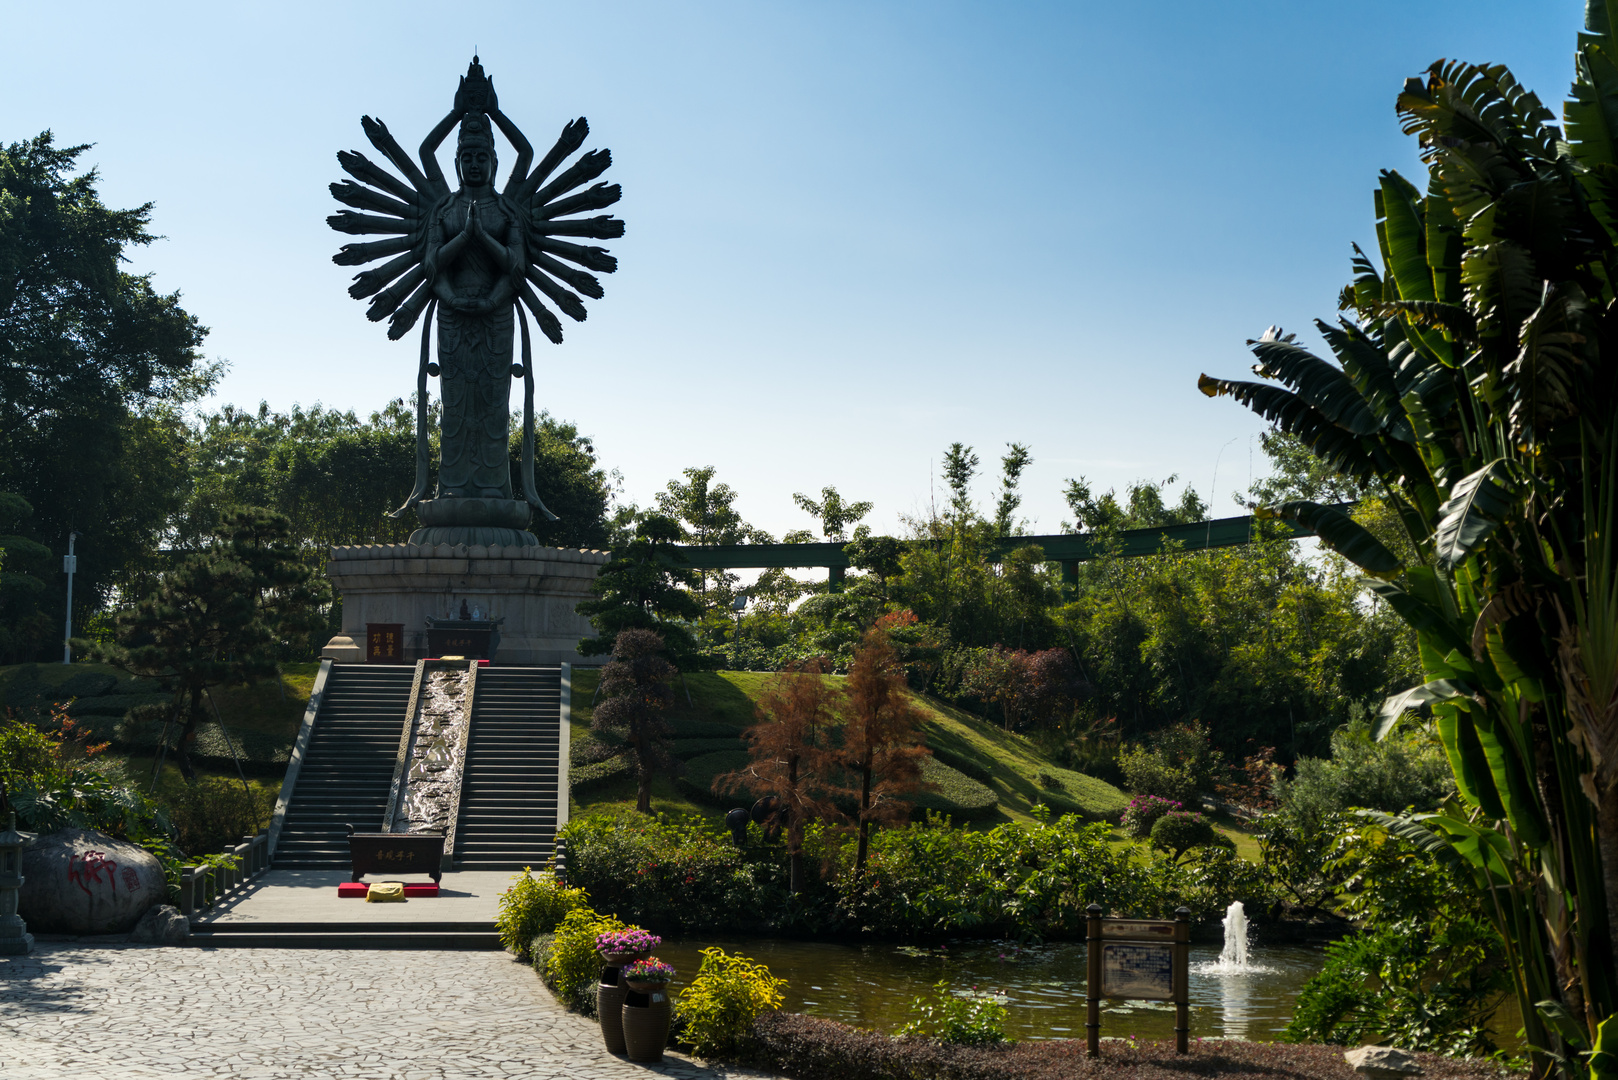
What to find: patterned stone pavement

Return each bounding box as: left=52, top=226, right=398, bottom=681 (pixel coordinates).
left=0, top=945, right=783, bottom=1080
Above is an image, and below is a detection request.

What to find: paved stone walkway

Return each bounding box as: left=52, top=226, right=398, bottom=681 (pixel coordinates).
left=0, top=945, right=783, bottom=1080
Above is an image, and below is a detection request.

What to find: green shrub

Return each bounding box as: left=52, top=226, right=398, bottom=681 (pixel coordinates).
left=674, top=946, right=787, bottom=1058
left=562, top=809, right=794, bottom=933
left=1148, top=811, right=1232, bottom=860
left=1120, top=794, right=1181, bottom=838
left=161, top=776, right=273, bottom=855
left=1118, top=747, right=1195, bottom=804
left=1273, top=724, right=1454, bottom=836
left=897, top=980, right=1013, bottom=1046
left=543, top=906, right=626, bottom=1013
left=1282, top=815, right=1508, bottom=1057
left=495, top=867, right=590, bottom=957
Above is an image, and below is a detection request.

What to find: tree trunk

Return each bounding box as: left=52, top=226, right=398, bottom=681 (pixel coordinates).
left=176, top=687, right=204, bottom=783
left=788, top=817, right=803, bottom=895
left=632, top=728, right=652, bottom=813
left=855, top=762, right=873, bottom=873
left=1596, top=783, right=1618, bottom=975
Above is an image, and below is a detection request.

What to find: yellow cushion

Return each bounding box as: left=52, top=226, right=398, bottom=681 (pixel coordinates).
left=366, top=881, right=407, bottom=903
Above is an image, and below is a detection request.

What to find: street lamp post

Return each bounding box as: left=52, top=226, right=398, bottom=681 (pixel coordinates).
left=62, top=530, right=79, bottom=665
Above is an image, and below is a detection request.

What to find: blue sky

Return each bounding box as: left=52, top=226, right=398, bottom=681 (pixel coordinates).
left=2, top=1, right=1582, bottom=540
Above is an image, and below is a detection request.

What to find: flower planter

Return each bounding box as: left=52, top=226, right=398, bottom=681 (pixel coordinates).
left=597, top=978, right=628, bottom=1054
left=599, top=949, right=650, bottom=966
left=625, top=979, right=668, bottom=995
left=621, top=995, right=671, bottom=1062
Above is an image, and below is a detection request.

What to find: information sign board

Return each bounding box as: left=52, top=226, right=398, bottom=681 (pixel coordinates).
left=1085, top=906, right=1190, bottom=1056
left=1100, top=942, right=1174, bottom=998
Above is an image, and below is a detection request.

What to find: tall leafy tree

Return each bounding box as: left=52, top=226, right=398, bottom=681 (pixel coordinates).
left=0, top=493, right=52, bottom=662
left=1200, top=25, right=1618, bottom=1064
left=592, top=628, right=680, bottom=814
left=994, top=443, right=1033, bottom=537
left=0, top=133, right=212, bottom=659
left=792, top=486, right=873, bottom=542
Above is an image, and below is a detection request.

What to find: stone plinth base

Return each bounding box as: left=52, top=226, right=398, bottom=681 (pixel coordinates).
left=322, top=542, right=609, bottom=666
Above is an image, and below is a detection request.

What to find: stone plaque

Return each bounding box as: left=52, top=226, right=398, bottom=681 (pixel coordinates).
left=1100, top=942, right=1174, bottom=999
left=367, top=623, right=406, bottom=664
left=427, top=626, right=494, bottom=660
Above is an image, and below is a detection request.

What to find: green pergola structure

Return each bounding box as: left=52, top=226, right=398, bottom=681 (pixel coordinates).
left=671, top=513, right=1310, bottom=591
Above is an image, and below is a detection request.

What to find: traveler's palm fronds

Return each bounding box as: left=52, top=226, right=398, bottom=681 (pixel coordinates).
left=1201, top=19, right=1618, bottom=1067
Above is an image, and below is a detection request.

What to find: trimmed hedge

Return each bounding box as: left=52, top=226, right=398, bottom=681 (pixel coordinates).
left=929, top=744, right=996, bottom=784
left=673, top=737, right=747, bottom=760
left=744, top=1012, right=1501, bottom=1080
left=910, top=757, right=998, bottom=820
left=677, top=749, right=751, bottom=805
left=571, top=752, right=635, bottom=794
left=668, top=717, right=747, bottom=738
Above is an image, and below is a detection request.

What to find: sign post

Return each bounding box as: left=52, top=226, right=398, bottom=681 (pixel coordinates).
left=1085, top=904, right=1191, bottom=1055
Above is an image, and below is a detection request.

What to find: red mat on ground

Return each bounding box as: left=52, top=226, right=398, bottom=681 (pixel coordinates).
left=337, top=882, right=439, bottom=898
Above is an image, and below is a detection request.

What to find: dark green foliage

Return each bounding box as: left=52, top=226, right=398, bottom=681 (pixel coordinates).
left=161, top=776, right=272, bottom=855
left=1148, top=811, right=1232, bottom=860
left=0, top=134, right=211, bottom=662
left=1283, top=818, right=1508, bottom=1056
left=591, top=628, right=681, bottom=813
left=93, top=508, right=319, bottom=780
left=577, top=515, right=702, bottom=659
left=561, top=808, right=1278, bottom=941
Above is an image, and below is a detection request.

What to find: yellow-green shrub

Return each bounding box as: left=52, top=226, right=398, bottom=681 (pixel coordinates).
left=542, top=907, right=625, bottom=1012
left=675, top=947, right=787, bottom=1058
left=494, top=867, right=589, bottom=957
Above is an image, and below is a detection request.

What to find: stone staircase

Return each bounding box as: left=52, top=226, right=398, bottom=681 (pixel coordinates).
left=453, top=667, right=563, bottom=869
left=271, top=664, right=414, bottom=868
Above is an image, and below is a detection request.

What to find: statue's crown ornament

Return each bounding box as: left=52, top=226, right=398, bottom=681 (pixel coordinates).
left=456, top=55, right=494, bottom=118
left=457, top=111, right=494, bottom=153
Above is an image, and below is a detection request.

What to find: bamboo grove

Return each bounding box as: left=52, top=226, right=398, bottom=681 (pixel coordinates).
left=1200, top=10, right=1618, bottom=1074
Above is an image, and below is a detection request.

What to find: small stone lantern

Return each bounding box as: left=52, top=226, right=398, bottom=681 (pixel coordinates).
left=0, top=811, right=34, bottom=955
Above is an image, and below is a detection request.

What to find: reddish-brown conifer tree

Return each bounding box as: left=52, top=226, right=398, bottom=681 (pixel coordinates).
left=843, top=625, right=931, bottom=874
left=717, top=658, right=840, bottom=893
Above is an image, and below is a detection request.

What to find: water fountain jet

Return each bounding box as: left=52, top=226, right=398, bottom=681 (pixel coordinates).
left=1220, top=900, right=1250, bottom=969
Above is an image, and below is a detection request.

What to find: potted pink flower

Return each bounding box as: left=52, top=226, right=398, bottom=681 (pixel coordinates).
left=621, top=957, right=676, bottom=994
left=596, top=928, right=661, bottom=966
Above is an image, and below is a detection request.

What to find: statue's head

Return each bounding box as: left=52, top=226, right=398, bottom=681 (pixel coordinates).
left=456, top=112, right=496, bottom=189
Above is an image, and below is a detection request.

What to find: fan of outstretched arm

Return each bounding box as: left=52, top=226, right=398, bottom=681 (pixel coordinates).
left=328, top=113, right=623, bottom=343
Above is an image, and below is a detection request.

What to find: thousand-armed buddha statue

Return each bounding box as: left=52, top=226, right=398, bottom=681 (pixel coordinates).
left=327, top=56, right=624, bottom=546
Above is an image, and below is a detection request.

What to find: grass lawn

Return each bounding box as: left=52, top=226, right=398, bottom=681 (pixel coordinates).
left=567, top=667, right=1138, bottom=830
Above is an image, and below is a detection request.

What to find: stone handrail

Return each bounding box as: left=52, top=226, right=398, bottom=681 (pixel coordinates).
left=178, top=830, right=271, bottom=920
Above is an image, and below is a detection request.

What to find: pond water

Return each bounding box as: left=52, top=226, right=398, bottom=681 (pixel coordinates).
left=655, top=936, right=1326, bottom=1042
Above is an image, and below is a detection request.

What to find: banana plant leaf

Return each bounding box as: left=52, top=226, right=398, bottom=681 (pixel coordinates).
left=1435, top=459, right=1516, bottom=569
left=1259, top=500, right=1402, bottom=578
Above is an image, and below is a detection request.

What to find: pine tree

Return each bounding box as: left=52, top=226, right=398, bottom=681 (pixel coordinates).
left=592, top=628, right=681, bottom=813
left=95, top=508, right=322, bottom=779
left=577, top=514, right=702, bottom=661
